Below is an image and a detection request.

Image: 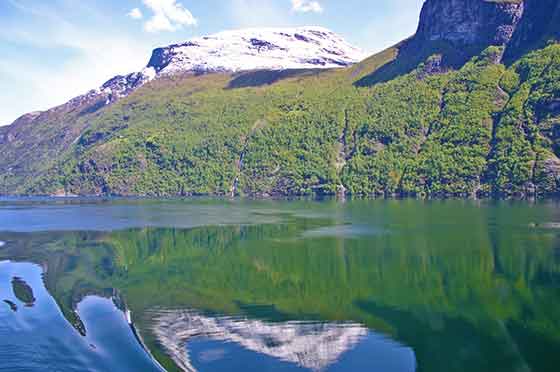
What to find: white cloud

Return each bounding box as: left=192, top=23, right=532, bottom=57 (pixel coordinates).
left=291, top=0, right=323, bottom=13
left=142, top=0, right=197, bottom=33
left=127, top=8, right=143, bottom=20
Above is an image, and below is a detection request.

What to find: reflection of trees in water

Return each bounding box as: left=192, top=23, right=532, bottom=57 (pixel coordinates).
left=11, top=276, right=36, bottom=306
left=1, top=213, right=560, bottom=372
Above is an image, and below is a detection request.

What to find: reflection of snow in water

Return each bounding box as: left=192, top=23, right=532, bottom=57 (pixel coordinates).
left=149, top=309, right=368, bottom=372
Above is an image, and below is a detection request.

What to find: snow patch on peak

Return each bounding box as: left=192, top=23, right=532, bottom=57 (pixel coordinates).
left=141, top=66, right=157, bottom=81
left=99, top=68, right=156, bottom=103
left=147, top=26, right=367, bottom=75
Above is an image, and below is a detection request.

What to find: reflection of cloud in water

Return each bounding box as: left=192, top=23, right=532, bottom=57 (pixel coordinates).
left=301, top=224, right=384, bottom=239
left=149, top=309, right=368, bottom=372
left=0, top=241, right=5, bottom=247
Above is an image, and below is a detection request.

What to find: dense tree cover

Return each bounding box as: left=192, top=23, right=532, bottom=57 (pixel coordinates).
left=6, top=43, right=560, bottom=197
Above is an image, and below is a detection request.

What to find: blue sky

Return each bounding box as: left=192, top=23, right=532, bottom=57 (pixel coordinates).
left=0, top=0, right=424, bottom=125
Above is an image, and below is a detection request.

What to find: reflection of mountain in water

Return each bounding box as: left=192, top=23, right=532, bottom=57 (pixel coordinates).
left=150, top=309, right=368, bottom=372
left=2, top=200, right=560, bottom=372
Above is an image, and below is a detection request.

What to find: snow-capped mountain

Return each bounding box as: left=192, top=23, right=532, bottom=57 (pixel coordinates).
left=147, top=26, right=367, bottom=74
left=21, top=26, right=365, bottom=121
left=0, top=26, right=366, bottom=176
left=72, top=27, right=364, bottom=109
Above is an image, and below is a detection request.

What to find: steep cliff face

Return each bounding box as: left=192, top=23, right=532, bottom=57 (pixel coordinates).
left=356, top=0, right=560, bottom=86
left=357, top=0, right=525, bottom=85
left=415, top=0, right=524, bottom=48
left=504, top=0, right=560, bottom=61
left=415, top=0, right=560, bottom=58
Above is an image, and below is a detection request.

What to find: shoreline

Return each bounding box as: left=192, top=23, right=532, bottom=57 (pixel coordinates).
left=0, top=193, right=558, bottom=202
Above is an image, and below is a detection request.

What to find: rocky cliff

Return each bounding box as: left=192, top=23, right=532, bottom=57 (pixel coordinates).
left=504, top=0, right=560, bottom=61
left=416, top=0, right=524, bottom=48
left=357, top=0, right=559, bottom=85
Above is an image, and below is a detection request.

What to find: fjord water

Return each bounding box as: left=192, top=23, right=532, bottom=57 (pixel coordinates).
left=1, top=199, right=560, bottom=372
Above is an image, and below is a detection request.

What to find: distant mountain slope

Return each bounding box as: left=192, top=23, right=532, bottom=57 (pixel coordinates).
left=0, top=0, right=559, bottom=198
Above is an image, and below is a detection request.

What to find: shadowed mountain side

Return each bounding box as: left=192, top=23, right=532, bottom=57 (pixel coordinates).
left=354, top=39, right=470, bottom=86
left=227, top=69, right=326, bottom=89
left=503, top=0, right=560, bottom=63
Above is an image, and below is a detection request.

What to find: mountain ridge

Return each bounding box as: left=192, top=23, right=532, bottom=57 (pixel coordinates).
left=2, top=26, right=364, bottom=129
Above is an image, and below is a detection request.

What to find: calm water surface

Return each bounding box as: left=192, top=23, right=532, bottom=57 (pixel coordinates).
left=1, top=198, right=560, bottom=372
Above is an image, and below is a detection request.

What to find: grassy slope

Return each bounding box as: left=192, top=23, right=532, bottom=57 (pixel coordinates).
left=4, top=42, right=560, bottom=197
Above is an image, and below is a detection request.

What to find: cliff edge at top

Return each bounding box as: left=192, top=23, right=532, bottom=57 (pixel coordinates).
left=416, top=0, right=524, bottom=48
left=357, top=0, right=559, bottom=86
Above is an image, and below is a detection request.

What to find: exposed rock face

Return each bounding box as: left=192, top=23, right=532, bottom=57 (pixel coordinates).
left=504, top=0, right=560, bottom=61
left=356, top=0, right=559, bottom=86
left=413, top=0, right=560, bottom=63
left=542, top=157, right=560, bottom=184
left=416, top=0, right=525, bottom=48
left=0, top=112, right=41, bottom=144
left=416, top=54, right=449, bottom=79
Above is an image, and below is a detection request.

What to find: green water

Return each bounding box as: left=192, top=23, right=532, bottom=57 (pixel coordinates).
left=1, top=198, right=560, bottom=371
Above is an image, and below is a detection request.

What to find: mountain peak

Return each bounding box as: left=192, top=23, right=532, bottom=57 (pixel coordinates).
left=146, top=26, right=367, bottom=75
left=76, top=27, right=365, bottom=111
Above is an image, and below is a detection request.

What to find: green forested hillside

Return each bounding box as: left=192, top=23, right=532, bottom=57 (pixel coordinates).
left=14, top=43, right=558, bottom=197
left=1, top=0, right=559, bottom=197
